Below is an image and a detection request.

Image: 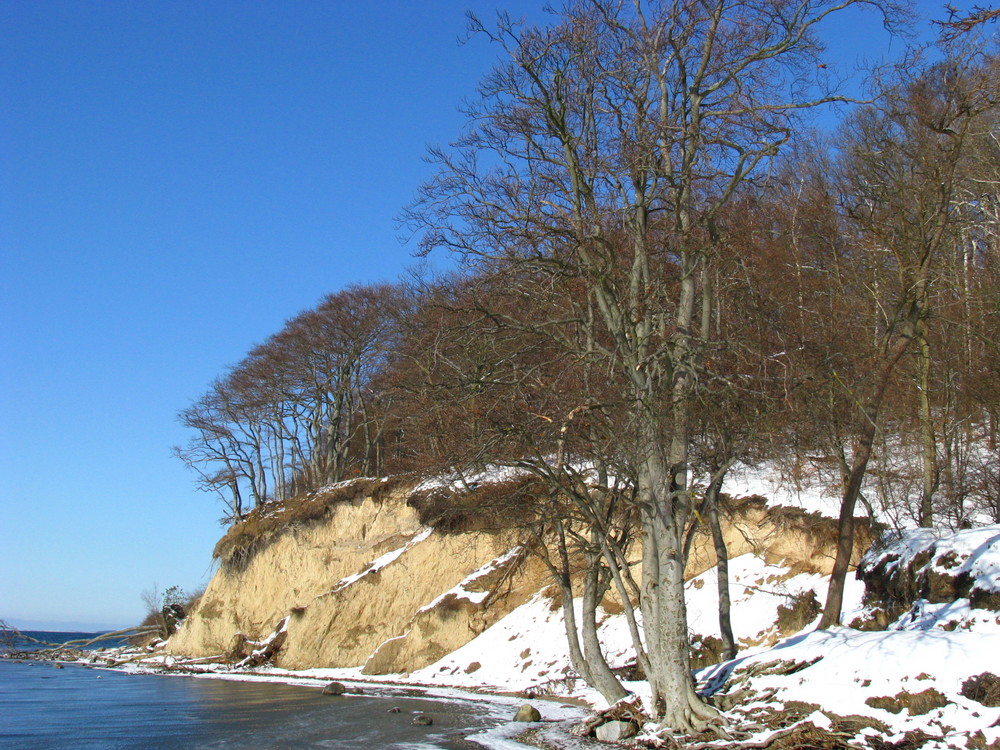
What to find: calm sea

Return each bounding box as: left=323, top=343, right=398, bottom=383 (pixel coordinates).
left=0, top=632, right=505, bottom=749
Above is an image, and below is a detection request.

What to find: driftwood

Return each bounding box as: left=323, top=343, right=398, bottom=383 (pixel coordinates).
left=233, top=617, right=290, bottom=669
left=572, top=694, right=647, bottom=737
left=0, top=621, right=160, bottom=659
left=45, top=626, right=161, bottom=651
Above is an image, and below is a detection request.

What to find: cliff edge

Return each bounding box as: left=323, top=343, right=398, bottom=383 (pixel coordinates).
left=168, top=476, right=874, bottom=675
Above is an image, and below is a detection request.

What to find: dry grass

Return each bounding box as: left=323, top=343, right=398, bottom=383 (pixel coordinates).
left=961, top=672, right=1000, bottom=707
left=864, top=729, right=935, bottom=750
left=684, top=698, right=893, bottom=750
left=690, top=635, right=724, bottom=669
left=776, top=590, right=821, bottom=634
left=406, top=475, right=546, bottom=535
left=865, top=688, right=949, bottom=715
left=970, top=586, right=1000, bottom=612
left=213, top=475, right=412, bottom=570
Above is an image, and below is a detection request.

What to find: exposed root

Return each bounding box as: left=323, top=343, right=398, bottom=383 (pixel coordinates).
left=572, top=694, right=648, bottom=737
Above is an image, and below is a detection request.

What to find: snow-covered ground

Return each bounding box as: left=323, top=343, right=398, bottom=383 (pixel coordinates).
left=67, top=460, right=1000, bottom=749
left=115, top=523, right=996, bottom=748
left=723, top=463, right=845, bottom=518
left=337, top=523, right=1000, bottom=747
left=688, top=524, right=1000, bottom=749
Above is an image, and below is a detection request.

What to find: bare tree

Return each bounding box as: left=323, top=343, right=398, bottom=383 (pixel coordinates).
left=408, top=0, right=900, bottom=731
left=175, top=283, right=408, bottom=520
left=818, top=46, right=999, bottom=626
left=937, top=5, right=1000, bottom=40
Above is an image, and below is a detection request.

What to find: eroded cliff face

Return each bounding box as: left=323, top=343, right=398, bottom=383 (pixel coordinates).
left=169, top=484, right=534, bottom=671
left=169, top=481, right=874, bottom=674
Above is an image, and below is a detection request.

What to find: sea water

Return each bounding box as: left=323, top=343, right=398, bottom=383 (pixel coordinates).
left=0, top=634, right=503, bottom=749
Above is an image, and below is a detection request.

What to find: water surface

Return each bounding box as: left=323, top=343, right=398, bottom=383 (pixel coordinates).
left=0, top=659, right=501, bottom=749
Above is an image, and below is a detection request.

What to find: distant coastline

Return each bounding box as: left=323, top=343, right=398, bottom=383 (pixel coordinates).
left=8, top=620, right=128, bottom=633
left=3, top=629, right=131, bottom=653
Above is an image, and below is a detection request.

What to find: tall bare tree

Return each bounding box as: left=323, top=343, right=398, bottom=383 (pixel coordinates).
left=408, top=0, right=900, bottom=731
left=819, top=45, right=999, bottom=626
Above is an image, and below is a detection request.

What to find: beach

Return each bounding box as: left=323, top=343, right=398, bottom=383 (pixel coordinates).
left=0, top=634, right=590, bottom=750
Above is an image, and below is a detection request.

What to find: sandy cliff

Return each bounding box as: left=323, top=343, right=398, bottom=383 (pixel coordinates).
left=169, top=478, right=873, bottom=674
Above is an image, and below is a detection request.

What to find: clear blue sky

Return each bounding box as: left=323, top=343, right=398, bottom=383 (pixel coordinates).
left=0, top=0, right=974, bottom=631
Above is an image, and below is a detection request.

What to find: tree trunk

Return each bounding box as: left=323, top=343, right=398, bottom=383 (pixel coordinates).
left=639, top=454, right=719, bottom=731
left=581, top=547, right=628, bottom=703
left=551, top=521, right=595, bottom=688
left=820, top=324, right=916, bottom=628
left=916, top=326, right=937, bottom=527
left=706, top=475, right=736, bottom=661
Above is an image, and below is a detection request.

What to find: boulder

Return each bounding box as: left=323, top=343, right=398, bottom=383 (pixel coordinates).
left=514, top=704, right=541, bottom=722
left=412, top=714, right=433, bottom=725
left=595, top=720, right=638, bottom=742
left=322, top=681, right=346, bottom=696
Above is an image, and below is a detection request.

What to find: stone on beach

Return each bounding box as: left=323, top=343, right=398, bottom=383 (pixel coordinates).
left=595, top=720, right=638, bottom=742
left=322, top=681, right=346, bottom=695
left=514, top=704, right=541, bottom=722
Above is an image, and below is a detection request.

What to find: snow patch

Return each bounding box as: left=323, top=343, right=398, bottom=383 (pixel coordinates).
left=418, top=547, right=522, bottom=613
left=330, top=527, right=433, bottom=594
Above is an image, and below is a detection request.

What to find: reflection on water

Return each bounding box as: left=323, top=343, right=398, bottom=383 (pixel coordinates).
left=0, top=660, right=498, bottom=749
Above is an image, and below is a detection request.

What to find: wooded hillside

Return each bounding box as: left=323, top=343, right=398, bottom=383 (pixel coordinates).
left=174, top=1, right=999, bottom=735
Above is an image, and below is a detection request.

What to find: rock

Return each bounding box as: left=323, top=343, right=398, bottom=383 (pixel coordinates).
left=322, top=681, right=347, bottom=696
left=412, top=714, right=433, bottom=725
left=387, top=707, right=401, bottom=713
left=514, top=704, right=541, bottom=722
left=162, top=602, right=186, bottom=634
left=595, top=720, right=638, bottom=742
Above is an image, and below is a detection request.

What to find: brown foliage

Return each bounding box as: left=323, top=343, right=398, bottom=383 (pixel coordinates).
left=213, top=476, right=410, bottom=570
left=406, top=475, right=546, bottom=535
left=961, top=672, right=1000, bottom=707
left=865, top=688, right=950, bottom=715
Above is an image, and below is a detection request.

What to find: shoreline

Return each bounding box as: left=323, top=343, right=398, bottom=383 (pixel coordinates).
left=3, top=647, right=598, bottom=750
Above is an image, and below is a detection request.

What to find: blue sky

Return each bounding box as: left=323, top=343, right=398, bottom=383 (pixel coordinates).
left=0, top=0, right=976, bottom=631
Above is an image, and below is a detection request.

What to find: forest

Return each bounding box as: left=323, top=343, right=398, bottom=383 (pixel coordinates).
left=174, top=0, right=999, bottom=732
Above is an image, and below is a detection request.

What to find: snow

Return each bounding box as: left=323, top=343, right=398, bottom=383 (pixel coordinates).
left=410, top=592, right=584, bottom=692
left=864, top=525, right=1000, bottom=586
left=417, top=548, right=522, bottom=613
left=76, top=465, right=1000, bottom=747
left=412, top=459, right=622, bottom=495
left=684, top=554, right=866, bottom=649
left=723, top=462, right=843, bottom=518
left=394, top=522, right=1000, bottom=746
left=697, top=627, right=1000, bottom=749
left=330, top=527, right=433, bottom=593
left=413, top=465, right=531, bottom=493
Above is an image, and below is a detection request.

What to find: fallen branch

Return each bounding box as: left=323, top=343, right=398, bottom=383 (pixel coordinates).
left=234, top=617, right=290, bottom=669
left=46, top=626, right=161, bottom=651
